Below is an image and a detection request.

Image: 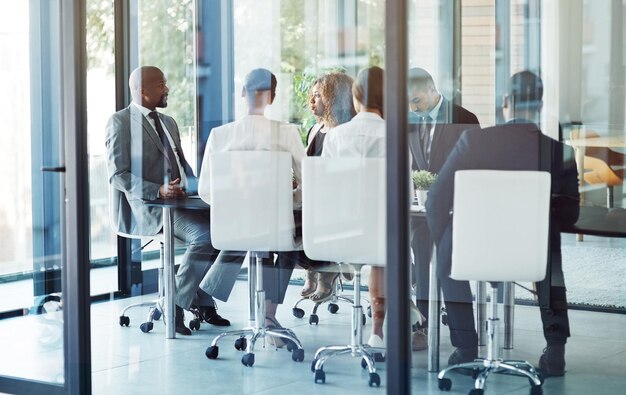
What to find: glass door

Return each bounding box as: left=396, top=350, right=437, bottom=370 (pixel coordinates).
left=0, top=0, right=66, bottom=389
left=0, top=0, right=91, bottom=393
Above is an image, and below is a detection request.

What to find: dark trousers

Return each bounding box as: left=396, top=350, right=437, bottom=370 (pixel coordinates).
left=410, top=217, right=432, bottom=326
left=435, top=227, right=570, bottom=349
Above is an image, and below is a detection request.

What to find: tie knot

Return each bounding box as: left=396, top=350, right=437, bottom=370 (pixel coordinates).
left=148, top=111, right=159, bottom=120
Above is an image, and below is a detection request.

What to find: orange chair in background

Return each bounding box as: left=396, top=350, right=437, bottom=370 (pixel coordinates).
left=570, top=130, right=625, bottom=208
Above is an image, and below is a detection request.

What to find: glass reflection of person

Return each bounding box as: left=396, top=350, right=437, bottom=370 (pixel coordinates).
left=407, top=67, right=480, bottom=351
left=426, top=71, right=579, bottom=374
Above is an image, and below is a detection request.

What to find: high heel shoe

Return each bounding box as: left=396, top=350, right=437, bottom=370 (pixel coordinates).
left=264, top=316, right=286, bottom=348
left=300, top=268, right=317, bottom=298
left=309, top=271, right=339, bottom=303
left=410, top=301, right=425, bottom=326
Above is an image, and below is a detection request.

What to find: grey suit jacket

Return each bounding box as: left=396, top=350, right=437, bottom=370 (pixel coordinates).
left=105, top=104, right=195, bottom=236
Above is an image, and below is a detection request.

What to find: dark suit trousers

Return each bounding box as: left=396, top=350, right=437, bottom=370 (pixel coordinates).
left=535, top=234, right=570, bottom=345
left=436, top=227, right=478, bottom=349
left=410, top=217, right=433, bottom=325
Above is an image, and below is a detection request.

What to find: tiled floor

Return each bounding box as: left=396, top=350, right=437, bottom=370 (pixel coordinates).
left=1, top=278, right=625, bottom=394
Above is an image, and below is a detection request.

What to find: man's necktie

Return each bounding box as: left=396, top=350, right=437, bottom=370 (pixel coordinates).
left=148, top=111, right=181, bottom=182
left=419, top=116, right=432, bottom=162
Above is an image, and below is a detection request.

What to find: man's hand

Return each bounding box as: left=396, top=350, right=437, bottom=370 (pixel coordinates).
left=159, top=178, right=187, bottom=199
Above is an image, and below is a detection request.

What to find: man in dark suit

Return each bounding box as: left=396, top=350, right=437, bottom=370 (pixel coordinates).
left=426, top=71, right=579, bottom=375
left=407, top=68, right=480, bottom=350
left=106, top=66, right=243, bottom=335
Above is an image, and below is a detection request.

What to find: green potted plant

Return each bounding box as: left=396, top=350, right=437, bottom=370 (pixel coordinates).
left=412, top=170, right=437, bottom=205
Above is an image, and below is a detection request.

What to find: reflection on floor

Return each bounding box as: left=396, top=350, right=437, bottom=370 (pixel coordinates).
left=1, top=279, right=625, bottom=394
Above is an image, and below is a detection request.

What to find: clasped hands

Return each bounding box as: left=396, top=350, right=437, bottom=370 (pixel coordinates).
left=159, top=178, right=187, bottom=199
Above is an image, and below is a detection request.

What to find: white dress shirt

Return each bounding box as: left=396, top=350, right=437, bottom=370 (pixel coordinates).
left=198, top=114, right=305, bottom=203
left=321, top=112, right=386, bottom=158
left=132, top=102, right=188, bottom=188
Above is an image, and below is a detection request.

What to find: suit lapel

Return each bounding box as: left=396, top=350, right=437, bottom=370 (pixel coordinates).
left=429, top=99, right=453, bottom=171
left=130, top=105, right=167, bottom=157
left=409, top=126, right=429, bottom=170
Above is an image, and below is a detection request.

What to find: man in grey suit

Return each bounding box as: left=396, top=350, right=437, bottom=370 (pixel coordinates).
left=106, top=66, right=243, bottom=335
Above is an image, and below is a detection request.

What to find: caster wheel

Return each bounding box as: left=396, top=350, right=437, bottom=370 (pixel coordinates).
left=368, top=372, right=381, bottom=387
left=309, top=314, right=319, bottom=325
left=139, top=322, right=153, bottom=333
left=189, top=319, right=201, bottom=331
left=468, top=389, right=484, bottom=395
left=291, top=348, right=304, bottom=362
left=361, top=357, right=368, bottom=369
left=438, top=377, right=452, bottom=391
left=314, top=369, right=326, bottom=384
left=152, top=309, right=161, bottom=321
left=374, top=352, right=385, bottom=362
left=529, top=374, right=545, bottom=387
left=205, top=345, right=219, bottom=359
left=119, top=316, right=130, bottom=327
left=530, top=385, right=543, bottom=395
left=310, top=359, right=318, bottom=372
left=286, top=340, right=296, bottom=352
left=367, top=305, right=372, bottom=317
left=234, top=337, right=247, bottom=351
left=292, top=307, right=305, bottom=319
left=241, top=353, right=255, bottom=367
left=327, top=303, right=339, bottom=314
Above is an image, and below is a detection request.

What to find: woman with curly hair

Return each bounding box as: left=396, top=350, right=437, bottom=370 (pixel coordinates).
left=299, top=71, right=357, bottom=302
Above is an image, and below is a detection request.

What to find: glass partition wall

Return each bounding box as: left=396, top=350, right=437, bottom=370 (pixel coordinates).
left=1, top=0, right=625, bottom=394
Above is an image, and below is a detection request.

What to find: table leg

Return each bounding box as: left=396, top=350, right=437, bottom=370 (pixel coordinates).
left=427, top=245, right=440, bottom=372
left=163, top=207, right=176, bottom=339
left=476, top=281, right=487, bottom=346
left=575, top=146, right=585, bottom=241
left=503, top=281, right=515, bottom=349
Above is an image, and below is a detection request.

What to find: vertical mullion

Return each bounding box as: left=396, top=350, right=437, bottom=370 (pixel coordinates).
left=61, top=0, right=92, bottom=393
left=385, top=0, right=411, bottom=394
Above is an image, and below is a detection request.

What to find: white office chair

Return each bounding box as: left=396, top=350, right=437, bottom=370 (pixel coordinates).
left=204, top=151, right=305, bottom=367
left=302, top=157, right=386, bottom=387
left=437, top=170, right=550, bottom=395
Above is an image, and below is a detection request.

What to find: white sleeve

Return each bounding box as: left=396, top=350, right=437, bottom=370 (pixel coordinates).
left=321, top=132, right=335, bottom=157
left=198, top=131, right=216, bottom=204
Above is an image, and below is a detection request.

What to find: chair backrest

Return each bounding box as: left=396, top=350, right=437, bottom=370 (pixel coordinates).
left=451, top=170, right=551, bottom=282
left=209, top=151, right=296, bottom=251
left=302, top=157, right=386, bottom=265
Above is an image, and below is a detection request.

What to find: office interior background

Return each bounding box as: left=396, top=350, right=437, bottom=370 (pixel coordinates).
left=0, top=0, right=624, bottom=394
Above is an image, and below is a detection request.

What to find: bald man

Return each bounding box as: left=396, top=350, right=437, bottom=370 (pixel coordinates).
left=106, top=66, right=244, bottom=335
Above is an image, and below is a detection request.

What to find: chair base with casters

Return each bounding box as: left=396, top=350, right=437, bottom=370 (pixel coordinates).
left=118, top=240, right=166, bottom=333
left=292, top=276, right=371, bottom=325
left=310, top=264, right=385, bottom=387
left=117, top=237, right=202, bottom=333
left=205, top=252, right=305, bottom=367
left=437, top=283, right=544, bottom=395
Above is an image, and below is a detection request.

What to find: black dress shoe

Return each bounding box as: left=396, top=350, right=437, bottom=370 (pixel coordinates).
left=175, top=305, right=192, bottom=336
left=197, top=305, right=230, bottom=326
left=538, top=345, right=566, bottom=376
left=448, top=346, right=479, bottom=376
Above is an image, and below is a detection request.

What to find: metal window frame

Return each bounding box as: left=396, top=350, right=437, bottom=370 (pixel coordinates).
left=0, top=0, right=92, bottom=393
left=385, top=1, right=411, bottom=394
